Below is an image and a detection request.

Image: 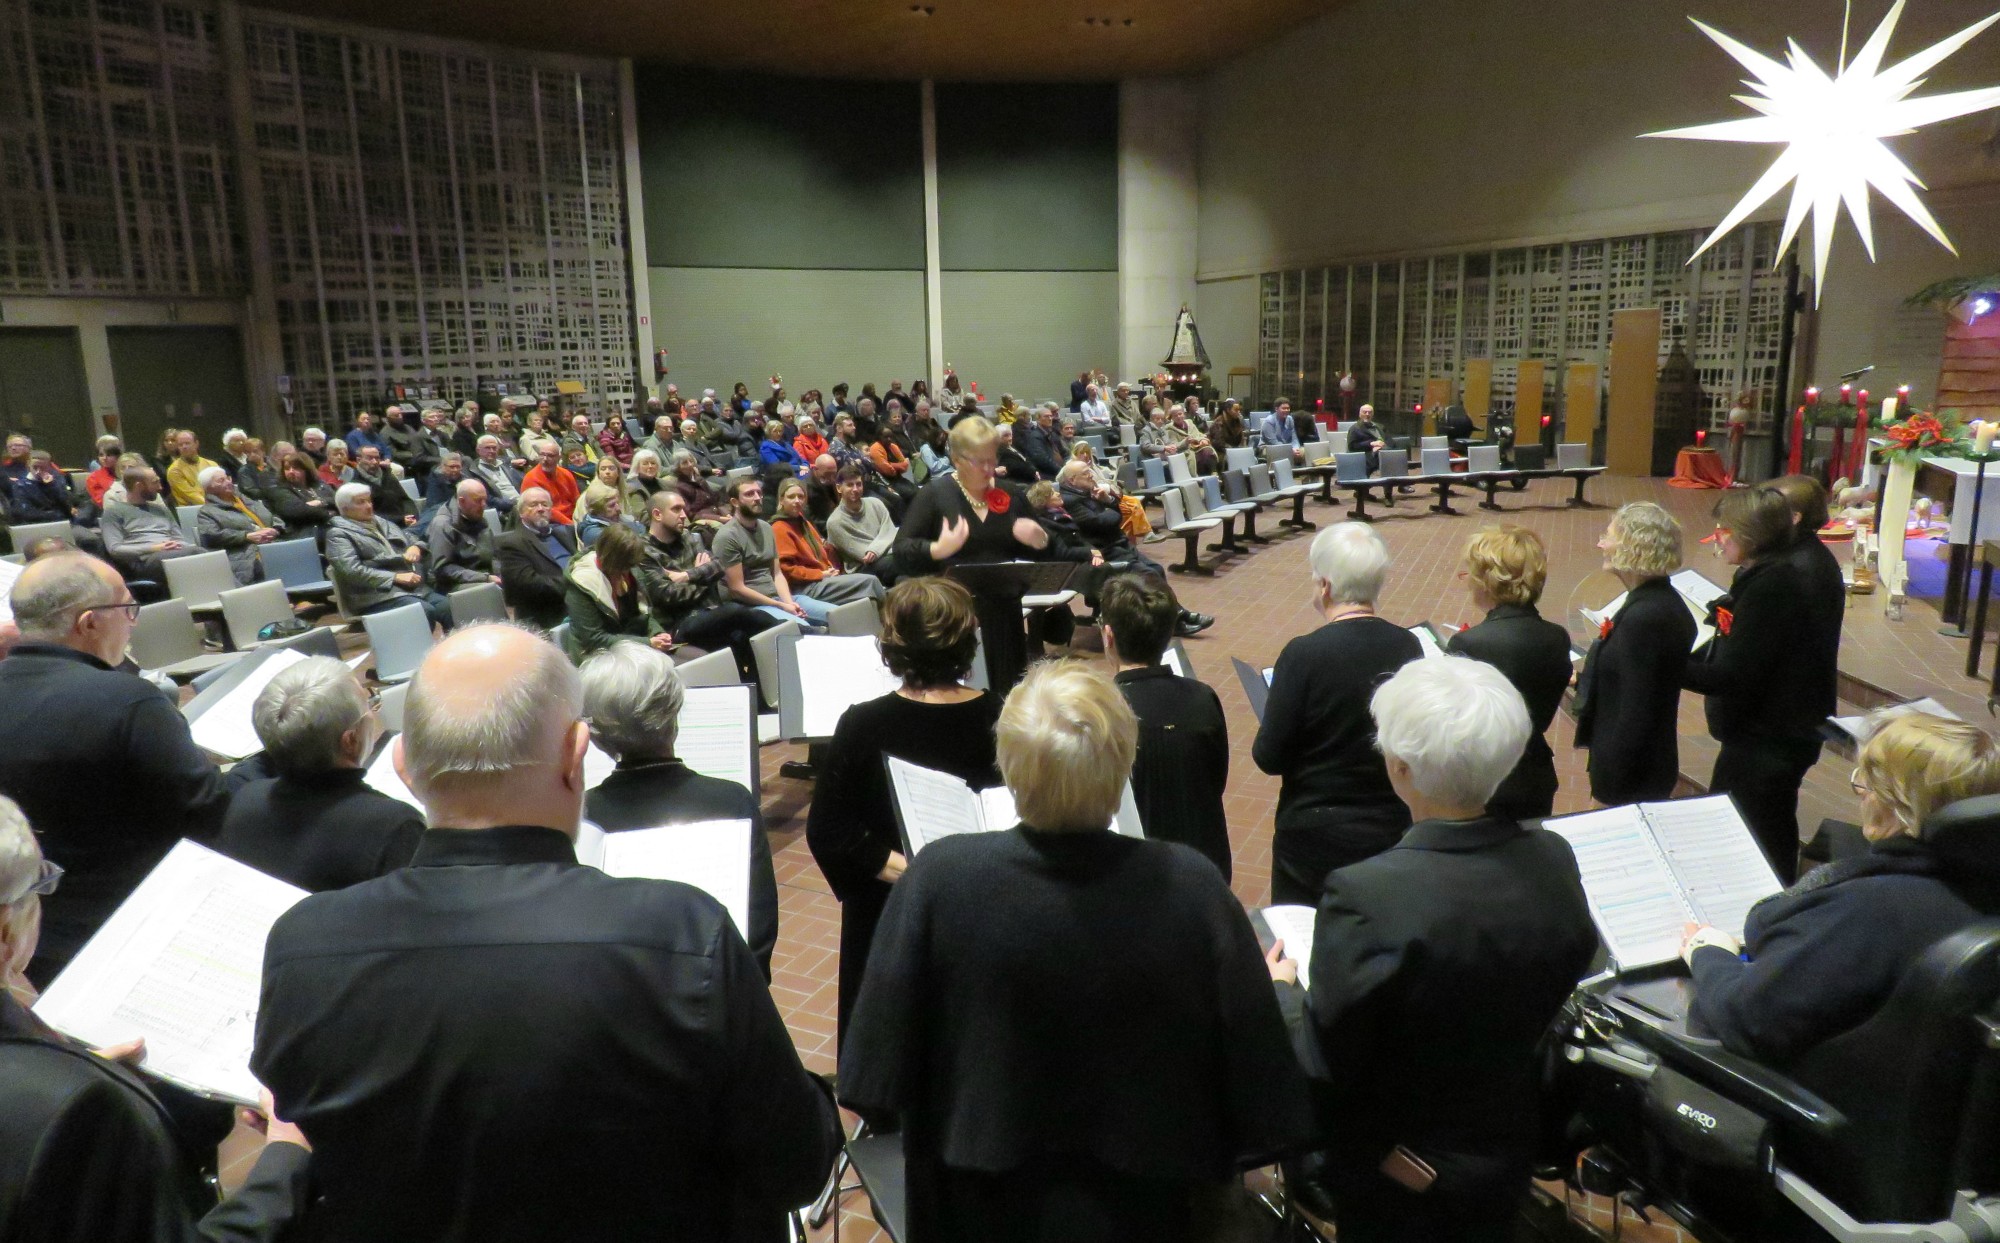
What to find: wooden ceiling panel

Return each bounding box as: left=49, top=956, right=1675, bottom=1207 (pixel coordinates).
left=250, top=0, right=1347, bottom=79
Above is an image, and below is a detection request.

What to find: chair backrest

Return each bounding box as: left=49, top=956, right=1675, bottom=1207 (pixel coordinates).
left=748, top=616, right=805, bottom=711
left=1421, top=435, right=1447, bottom=450
left=1224, top=446, right=1258, bottom=473
left=1375, top=448, right=1408, bottom=478
left=1467, top=445, right=1503, bottom=472
left=1334, top=451, right=1371, bottom=483
left=1198, top=475, right=1227, bottom=510
left=6, top=520, right=73, bottom=552
left=1420, top=448, right=1454, bottom=476
left=1557, top=442, right=1591, bottom=470
left=824, top=598, right=882, bottom=638
left=483, top=508, right=504, bottom=537
left=1141, top=457, right=1167, bottom=489
left=218, top=580, right=293, bottom=649
left=1177, top=480, right=1210, bottom=521
left=1119, top=423, right=1140, bottom=448
left=1514, top=443, right=1549, bottom=471
left=1301, top=440, right=1330, bottom=464
left=1165, top=453, right=1194, bottom=485
left=448, top=583, right=507, bottom=628
left=549, top=622, right=571, bottom=659
left=673, top=646, right=740, bottom=688
left=1323, top=428, right=1350, bottom=454
left=377, top=681, right=410, bottom=732
left=1336, top=421, right=1357, bottom=433
left=1789, top=921, right=2000, bottom=1223
left=1160, top=485, right=1191, bottom=529
left=1224, top=469, right=1254, bottom=504
left=259, top=537, right=328, bottom=591
left=623, top=417, right=645, bottom=443
left=129, top=598, right=206, bottom=669
left=1274, top=458, right=1304, bottom=491
left=400, top=477, right=420, bottom=502
left=1249, top=464, right=1276, bottom=496
left=361, top=600, right=435, bottom=682
left=163, top=550, right=236, bottom=608
left=1262, top=444, right=1292, bottom=466
left=1117, top=458, right=1139, bottom=492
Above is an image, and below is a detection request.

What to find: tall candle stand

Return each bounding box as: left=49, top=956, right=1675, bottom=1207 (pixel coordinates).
left=1944, top=449, right=1998, bottom=639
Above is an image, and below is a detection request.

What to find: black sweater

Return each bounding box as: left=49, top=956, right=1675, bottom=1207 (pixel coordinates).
left=892, top=477, right=1046, bottom=575
left=1574, top=577, right=1693, bottom=804
left=1684, top=555, right=1832, bottom=745
left=1251, top=616, right=1421, bottom=833
left=1116, top=666, right=1233, bottom=881
left=1447, top=602, right=1575, bottom=819
left=214, top=769, right=422, bottom=893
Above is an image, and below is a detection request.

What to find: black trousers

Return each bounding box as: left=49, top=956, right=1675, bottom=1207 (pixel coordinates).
left=1270, top=807, right=1411, bottom=905
left=675, top=602, right=781, bottom=683
left=1708, top=737, right=1821, bottom=885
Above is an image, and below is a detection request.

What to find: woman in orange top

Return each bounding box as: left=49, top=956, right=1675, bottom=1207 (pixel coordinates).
left=792, top=415, right=831, bottom=466
left=867, top=429, right=910, bottom=481
left=773, top=478, right=886, bottom=613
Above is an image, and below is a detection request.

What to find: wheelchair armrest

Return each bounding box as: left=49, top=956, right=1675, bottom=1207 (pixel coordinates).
left=1611, top=1002, right=1846, bottom=1137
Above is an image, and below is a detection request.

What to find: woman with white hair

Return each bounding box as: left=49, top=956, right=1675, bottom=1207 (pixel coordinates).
left=840, top=660, right=1311, bottom=1240
left=1252, top=522, right=1425, bottom=903
left=325, top=481, right=452, bottom=630
left=1573, top=501, right=1693, bottom=805
left=579, top=642, right=777, bottom=976
left=0, top=796, right=313, bottom=1235
left=195, top=463, right=283, bottom=586
left=213, top=655, right=422, bottom=892
left=1269, top=656, right=1596, bottom=1243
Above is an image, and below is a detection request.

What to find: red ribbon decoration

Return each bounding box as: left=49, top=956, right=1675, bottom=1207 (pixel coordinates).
left=1598, top=617, right=1613, bottom=641
left=1716, top=607, right=1734, bottom=637
left=985, top=488, right=1010, bottom=514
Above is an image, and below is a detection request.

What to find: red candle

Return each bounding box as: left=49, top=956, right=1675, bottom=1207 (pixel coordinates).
left=1696, top=429, right=1708, bottom=446
left=1850, top=391, right=1871, bottom=480
left=1789, top=403, right=1806, bottom=473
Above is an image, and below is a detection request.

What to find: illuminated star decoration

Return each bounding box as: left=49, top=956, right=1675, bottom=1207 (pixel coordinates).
left=1647, top=1, right=2000, bottom=302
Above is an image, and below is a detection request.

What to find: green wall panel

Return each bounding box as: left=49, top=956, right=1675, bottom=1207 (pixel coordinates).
left=940, top=271, right=1119, bottom=401
left=650, top=267, right=928, bottom=396
left=0, top=327, right=92, bottom=466
left=935, top=84, right=1118, bottom=272
left=634, top=68, right=925, bottom=271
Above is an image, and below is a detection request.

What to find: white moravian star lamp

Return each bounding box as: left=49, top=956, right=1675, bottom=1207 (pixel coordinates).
left=1647, top=0, right=2000, bottom=302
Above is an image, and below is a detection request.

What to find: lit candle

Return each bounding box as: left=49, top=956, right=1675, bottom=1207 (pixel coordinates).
left=1878, top=394, right=1899, bottom=426
left=1978, top=420, right=1999, bottom=456
left=1789, top=403, right=1807, bottom=473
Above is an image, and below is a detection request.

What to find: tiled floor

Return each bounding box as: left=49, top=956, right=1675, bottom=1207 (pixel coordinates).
left=221, top=471, right=1972, bottom=1242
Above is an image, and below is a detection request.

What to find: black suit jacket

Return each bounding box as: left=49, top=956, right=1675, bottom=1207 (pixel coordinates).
left=1573, top=577, right=1693, bottom=804
left=585, top=760, right=779, bottom=977
left=252, top=825, right=839, bottom=1243
left=1116, top=666, right=1233, bottom=881
left=1286, top=818, right=1595, bottom=1200
left=0, top=646, right=228, bottom=983
left=1447, top=603, right=1575, bottom=819
left=494, top=523, right=578, bottom=631
left=213, top=768, right=423, bottom=893
left=1014, top=423, right=1063, bottom=479
left=0, top=994, right=310, bottom=1243
left=1685, top=552, right=1837, bottom=746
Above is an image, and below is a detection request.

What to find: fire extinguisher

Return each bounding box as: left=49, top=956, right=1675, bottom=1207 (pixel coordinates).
left=654, top=349, right=669, bottom=379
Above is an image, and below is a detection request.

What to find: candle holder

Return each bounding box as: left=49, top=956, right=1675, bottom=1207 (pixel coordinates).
left=1944, top=450, right=2000, bottom=640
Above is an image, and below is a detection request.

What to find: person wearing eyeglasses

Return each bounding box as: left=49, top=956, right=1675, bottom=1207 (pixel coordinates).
left=0, top=552, right=227, bottom=986
left=1684, top=713, right=2000, bottom=1064
left=0, top=795, right=315, bottom=1242
left=212, top=656, right=422, bottom=894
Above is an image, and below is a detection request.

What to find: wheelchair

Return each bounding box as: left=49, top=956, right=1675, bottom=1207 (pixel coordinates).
left=1552, top=795, right=2000, bottom=1243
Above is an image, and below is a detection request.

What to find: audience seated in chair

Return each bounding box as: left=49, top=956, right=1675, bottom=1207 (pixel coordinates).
left=561, top=523, right=662, bottom=660
left=427, top=478, right=498, bottom=590
left=492, top=487, right=576, bottom=633
left=100, top=464, right=195, bottom=584
left=326, top=483, right=452, bottom=632
left=771, top=478, right=886, bottom=619
left=578, top=642, right=778, bottom=975
left=214, top=656, right=422, bottom=892
left=250, top=622, right=839, bottom=1242
left=195, top=465, right=283, bottom=587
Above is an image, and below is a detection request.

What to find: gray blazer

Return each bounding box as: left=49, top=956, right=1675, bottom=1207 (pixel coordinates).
left=326, top=515, right=427, bottom=614
left=198, top=499, right=283, bottom=585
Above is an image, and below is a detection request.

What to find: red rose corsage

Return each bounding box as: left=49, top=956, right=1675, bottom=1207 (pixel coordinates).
left=985, top=488, right=1011, bottom=514
left=1598, top=617, right=1613, bottom=641
left=1716, top=607, right=1733, bottom=637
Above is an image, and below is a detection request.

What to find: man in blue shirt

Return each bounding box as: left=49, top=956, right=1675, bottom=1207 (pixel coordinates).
left=1261, top=399, right=1304, bottom=463
left=345, top=411, right=391, bottom=459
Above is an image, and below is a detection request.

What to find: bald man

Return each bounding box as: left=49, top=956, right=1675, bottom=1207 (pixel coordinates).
left=251, top=623, right=838, bottom=1243
left=0, top=553, right=227, bottom=983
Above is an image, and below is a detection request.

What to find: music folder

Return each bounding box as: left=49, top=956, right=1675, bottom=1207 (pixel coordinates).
left=1161, top=638, right=1195, bottom=681
left=776, top=632, right=904, bottom=741
left=1259, top=905, right=1320, bottom=990
left=572, top=818, right=754, bottom=942
left=34, top=840, right=309, bottom=1105
left=182, top=647, right=311, bottom=761
left=1232, top=657, right=1274, bottom=721
left=884, top=756, right=1143, bottom=856
left=1543, top=794, right=1781, bottom=974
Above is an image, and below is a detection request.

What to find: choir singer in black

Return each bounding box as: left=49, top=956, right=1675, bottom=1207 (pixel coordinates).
left=1573, top=502, right=1693, bottom=805
left=841, top=660, right=1311, bottom=1241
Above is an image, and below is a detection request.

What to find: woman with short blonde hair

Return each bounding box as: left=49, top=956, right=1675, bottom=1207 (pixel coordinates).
left=840, top=656, right=1311, bottom=1238
left=1446, top=524, right=1574, bottom=819
left=1687, top=710, right=2000, bottom=1064
left=1574, top=503, right=1696, bottom=805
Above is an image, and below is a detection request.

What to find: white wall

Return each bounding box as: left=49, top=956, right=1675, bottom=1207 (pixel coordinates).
left=1119, top=78, right=1200, bottom=382
left=1193, top=0, right=2000, bottom=400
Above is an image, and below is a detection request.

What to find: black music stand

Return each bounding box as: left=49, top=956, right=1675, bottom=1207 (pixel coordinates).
left=945, top=559, right=1083, bottom=693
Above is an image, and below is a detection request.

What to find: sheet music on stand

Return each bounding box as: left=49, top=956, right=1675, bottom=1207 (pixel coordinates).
left=0, top=556, right=22, bottom=623
left=885, top=756, right=1142, bottom=855
left=185, top=648, right=310, bottom=760
left=573, top=818, right=754, bottom=940
left=1544, top=794, right=1781, bottom=973
left=34, top=841, right=308, bottom=1105
left=1261, top=905, right=1319, bottom=991
left=778, top=632, right=904, bottom=740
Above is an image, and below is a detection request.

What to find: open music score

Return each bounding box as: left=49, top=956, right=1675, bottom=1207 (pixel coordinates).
left=573, top=818, right=754, bottom=941
left=885, top=756, right=1143, bottom=855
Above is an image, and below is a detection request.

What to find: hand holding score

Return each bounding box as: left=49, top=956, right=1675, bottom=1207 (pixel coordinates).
left=1265, top=940, right=1298, bottom=986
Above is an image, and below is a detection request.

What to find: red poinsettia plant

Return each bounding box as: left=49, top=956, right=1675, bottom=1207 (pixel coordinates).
left=1881, top=407, right=1969, bottom=465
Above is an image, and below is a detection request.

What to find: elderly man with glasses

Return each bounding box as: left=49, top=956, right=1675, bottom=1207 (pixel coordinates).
left=0, top=552, right=227, bottom=985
